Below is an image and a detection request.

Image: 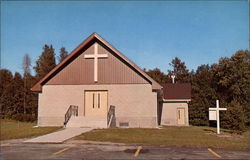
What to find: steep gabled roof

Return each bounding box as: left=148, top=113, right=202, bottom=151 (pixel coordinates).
left=161, top=83, right=191, bottom=99
left=31, top=33, right=162, bottom=92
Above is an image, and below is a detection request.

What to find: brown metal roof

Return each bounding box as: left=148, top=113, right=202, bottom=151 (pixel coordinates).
left=161, top=83, right=191, bottom=99
left=31, top=32, right=162, bottom=92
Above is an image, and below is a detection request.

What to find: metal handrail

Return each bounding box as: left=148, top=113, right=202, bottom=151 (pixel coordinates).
left=107, top=105, right=115, bottom=128
left=64, top=105, right=78, bottom=126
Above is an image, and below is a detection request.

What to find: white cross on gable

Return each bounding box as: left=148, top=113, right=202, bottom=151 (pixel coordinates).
left=209, top=100, right=227, bottom=134
left=84, top=43, right=108, bottom=82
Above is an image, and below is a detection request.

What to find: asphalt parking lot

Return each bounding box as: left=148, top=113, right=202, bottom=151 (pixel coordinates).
left=1, top=140, right=250, bottom=160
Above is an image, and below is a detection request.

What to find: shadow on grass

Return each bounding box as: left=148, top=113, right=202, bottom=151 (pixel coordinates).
left=203, top=128, right=242, bottom=134
left=203, top=128, right=216, bottom=133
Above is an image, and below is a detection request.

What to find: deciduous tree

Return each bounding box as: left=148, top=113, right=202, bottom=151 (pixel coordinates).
left=189, top=64, right=216, bottom=126
left=145, top=68, right=169, bottom=83
left=213, top=50, right=250, bottom=128
left=22, top=54, right=31, bottom=114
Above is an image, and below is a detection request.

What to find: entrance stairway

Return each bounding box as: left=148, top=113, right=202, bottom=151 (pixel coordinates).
left=66, top=116, right=107, bottom=128
left=64, top=105, right=115, bottom=128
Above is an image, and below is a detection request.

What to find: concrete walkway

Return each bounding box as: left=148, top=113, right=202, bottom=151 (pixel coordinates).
left=24, top=127, right=93, bottom=143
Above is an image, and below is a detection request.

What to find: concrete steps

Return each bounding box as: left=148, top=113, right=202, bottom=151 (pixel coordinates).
left=66, top=116, right=107, bottom=128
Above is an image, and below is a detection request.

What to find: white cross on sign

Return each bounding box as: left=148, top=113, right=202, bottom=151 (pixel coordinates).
left=84, top=43, right=108, bottom=82
left=209, top=100, right=227, bottom=134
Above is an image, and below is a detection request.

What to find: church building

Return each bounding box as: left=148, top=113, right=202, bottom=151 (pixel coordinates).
left=31, top=33, right=190, bottom=128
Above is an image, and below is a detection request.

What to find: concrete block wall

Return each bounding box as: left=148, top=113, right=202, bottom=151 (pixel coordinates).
left=160, top=102, right=189, bottom=126
left=37, top=84, right=158, bottom=128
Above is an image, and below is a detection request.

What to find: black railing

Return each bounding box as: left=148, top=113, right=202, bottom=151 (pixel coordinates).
left=107, top=105, right=115, bottom=128
left=64, top=105, right=78, bottom=126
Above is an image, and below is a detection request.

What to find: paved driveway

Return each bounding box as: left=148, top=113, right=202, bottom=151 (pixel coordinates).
left=1, top=140, right=249, bottom=159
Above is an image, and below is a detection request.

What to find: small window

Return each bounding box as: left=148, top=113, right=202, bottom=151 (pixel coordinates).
left=98, top=93, right=100, bottom=108
left=119, top=122, right=129, bottom=127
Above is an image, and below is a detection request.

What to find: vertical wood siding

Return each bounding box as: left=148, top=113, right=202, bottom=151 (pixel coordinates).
left=46, top=42, right=149, bottom=85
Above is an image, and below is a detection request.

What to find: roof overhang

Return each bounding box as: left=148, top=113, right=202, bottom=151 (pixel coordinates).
left=161, top=99, right=191, bottom=103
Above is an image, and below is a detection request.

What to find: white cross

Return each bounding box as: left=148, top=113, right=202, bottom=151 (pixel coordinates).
left=209, top=100, right=227, bottom=134
left=171, top=75, right=176, bottom=83
left=84, top=43, right=108, bottom=82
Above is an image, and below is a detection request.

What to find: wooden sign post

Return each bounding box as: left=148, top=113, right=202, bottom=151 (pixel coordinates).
left=209, top=100, right=227, bottom=134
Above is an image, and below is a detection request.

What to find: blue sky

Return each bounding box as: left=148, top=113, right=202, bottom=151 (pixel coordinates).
left=1, top=1, right=249, bottom=75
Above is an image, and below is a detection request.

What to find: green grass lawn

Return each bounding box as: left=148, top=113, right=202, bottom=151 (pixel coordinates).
left=0, top=119, right=61, bottom=140
left=75, top=126, right=250, bottom=150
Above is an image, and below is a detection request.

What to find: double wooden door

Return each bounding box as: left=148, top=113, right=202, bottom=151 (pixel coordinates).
left=84, top=91, right=108, bottom=116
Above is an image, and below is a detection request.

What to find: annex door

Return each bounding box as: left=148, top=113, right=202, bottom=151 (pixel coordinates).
left=177, top=108, right=185, bottom=125
left=85, top=91, right=108, bottom=117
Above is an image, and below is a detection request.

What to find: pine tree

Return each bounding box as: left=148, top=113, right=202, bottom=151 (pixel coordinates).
left=34, top=44, right=56, bottom=80
left=0, top=69, right=13, bottom=97
left=168, top=57, right=190, bottom=83
left=0, top=69, right=13, bottom=117
left=58, top=47, right=68, bottom=63
left=25, top=73, right=38, bottom=117
left=12, top=72, right=24, bottom=115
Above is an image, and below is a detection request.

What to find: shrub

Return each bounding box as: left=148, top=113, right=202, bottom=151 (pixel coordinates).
left=221, top=100, right=246, bottom=132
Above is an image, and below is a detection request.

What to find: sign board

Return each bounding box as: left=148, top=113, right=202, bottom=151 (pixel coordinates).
left=209, top=100, right=227, bottom=134
left=209, top=110, right=217, bottom=120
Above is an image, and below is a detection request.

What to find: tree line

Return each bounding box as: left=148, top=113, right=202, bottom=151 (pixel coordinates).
left=145, top=50, right=250, bottom=131
left=0, top=45, right=68, bottom=121
left=0, top=45, right=249, bottom=131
